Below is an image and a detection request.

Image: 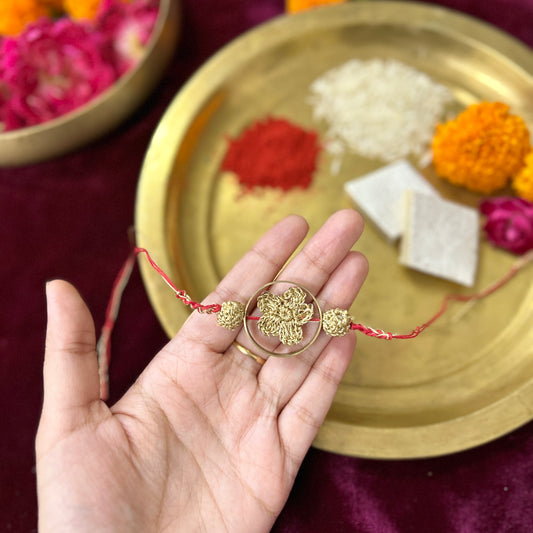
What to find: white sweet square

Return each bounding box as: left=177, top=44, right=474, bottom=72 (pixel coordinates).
left=399, top=191, right=480, bottom=286
left=344, top=159, right=438, bottom=242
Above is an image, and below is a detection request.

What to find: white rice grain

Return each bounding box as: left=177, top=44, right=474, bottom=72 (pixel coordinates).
left=308, top=58, right=453, bottom=170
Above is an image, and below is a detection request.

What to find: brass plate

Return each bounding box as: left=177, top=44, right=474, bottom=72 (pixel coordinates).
left=0, top=0, right=180, bottom=166
left=135, top=1, right=533, bottom=459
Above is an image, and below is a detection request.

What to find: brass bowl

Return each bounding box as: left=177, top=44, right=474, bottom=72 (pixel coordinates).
left=0, top=0, right=181, bottom=167
left=136, top=1, right=533, bottom=459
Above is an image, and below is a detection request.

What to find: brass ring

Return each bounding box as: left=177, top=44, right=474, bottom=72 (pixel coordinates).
left=232, top=341, right=266, bottom=365
left=243, top=280, right=323, bottom=358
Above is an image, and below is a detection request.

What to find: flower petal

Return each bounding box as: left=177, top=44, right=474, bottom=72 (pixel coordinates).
left=257, top=291, right=280, bottom=314
left=481, top=196, right=533, bottom=255
left=282, top=286, right=307, bottom=309
left=258, top=315, right=281, bottom=338
left=278, top=321, right=303, bottom=346
left=295, top=303, right=314, bottom=325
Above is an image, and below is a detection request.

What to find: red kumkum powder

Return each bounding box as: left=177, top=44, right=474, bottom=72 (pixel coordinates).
left=221, top=117, right=321, bottom=192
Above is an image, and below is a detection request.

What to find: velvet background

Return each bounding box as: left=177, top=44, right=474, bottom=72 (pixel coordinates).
left=1, top=0, right=533, bottom=531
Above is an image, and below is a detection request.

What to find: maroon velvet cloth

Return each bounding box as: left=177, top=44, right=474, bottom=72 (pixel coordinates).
left=1, top=0, right=532, bottom=531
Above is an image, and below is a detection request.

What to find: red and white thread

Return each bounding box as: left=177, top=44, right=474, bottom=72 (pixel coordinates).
left=97, top=247, right=532, bottom=400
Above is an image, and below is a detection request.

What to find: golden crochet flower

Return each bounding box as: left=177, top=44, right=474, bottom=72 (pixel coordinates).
left=513, top=150, right=533, bottom=202
left=286, top=0, right=346, bottom=14
left=257, top=287, right=314, bottom=346
left=432, top=102, right=530, bottom=194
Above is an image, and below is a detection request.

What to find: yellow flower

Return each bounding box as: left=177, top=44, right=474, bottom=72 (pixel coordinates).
left=0, top=0, right=48, bottom=36
left=38, top=0, right=64, bottom=12
left=257, top=287, right=314, bottom=346
left=513, top=150, right=533, bottom=202
left=286, top=0, right=346, bottom=14
left=432, top=102, right=530, bottom=194
left=63, top=0, right=102, bottom=19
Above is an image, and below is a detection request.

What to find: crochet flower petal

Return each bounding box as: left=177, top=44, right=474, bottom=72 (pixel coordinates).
left=295, top=303, right=314, bottom=325
left=258, top=315, right=281, bottom=338
left=282, top=286, right=307, bottom=309
left=257, top=291, right=279, bottom=315
left=278, top=321, right=303, bottom=346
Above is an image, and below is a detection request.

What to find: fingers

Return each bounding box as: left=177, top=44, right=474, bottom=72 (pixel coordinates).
left=232, top=209, right=364, bottom=361
left=258, top=250, right=368, bottom=406
left=166, top=209, right=364, bottom=386
left=168, top=214, right=309, bottom=356
left=272, top=251, right=368, bottom=472
left=278, top=209, right=364, bottom=296
left=277, top=333, right=357, bottom=476
left=40, top=281, right=101, bottom=430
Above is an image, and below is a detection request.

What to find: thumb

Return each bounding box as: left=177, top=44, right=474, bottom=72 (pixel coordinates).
left=40, top=280, right=101, bottom=427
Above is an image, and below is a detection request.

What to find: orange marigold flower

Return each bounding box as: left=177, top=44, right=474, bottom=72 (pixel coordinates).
left=513, top=150, right=533, bottom=202
left=38, top=0, right=64, bottom=11
left=286, top=0, right=346, bottom=14
left=63, top=0, right=103, bottom=19
left=0, top=0, right=48, bottom=36
left=432, top=102, right=530, bottom=194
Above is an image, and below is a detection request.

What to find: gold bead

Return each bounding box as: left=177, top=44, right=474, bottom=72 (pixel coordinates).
left=322, top=308, right=352, bottom=337
left=217, top=301, right=245, bottom=330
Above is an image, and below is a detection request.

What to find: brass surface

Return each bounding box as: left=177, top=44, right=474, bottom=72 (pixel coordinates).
left=135, top=2, right=533, bottom=458
left=0, top=0, right=181, bottom=167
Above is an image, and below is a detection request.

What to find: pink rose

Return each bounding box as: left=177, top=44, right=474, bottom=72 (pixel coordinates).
left=0, top=17, right=118, bottom=130
left=97, top=0, right=159, bottom=75
left=480, top=197, right=533, bottom=255
left=0, top=1, right=160, bottom=132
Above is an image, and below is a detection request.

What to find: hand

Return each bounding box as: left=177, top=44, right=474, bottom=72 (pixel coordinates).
left=36, top=209, right=367, bottom=532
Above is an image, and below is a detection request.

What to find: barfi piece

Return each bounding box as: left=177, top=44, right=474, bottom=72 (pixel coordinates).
left=344, top=159, right=438, bottom=242
left=399, top=191, right=479, bottom=286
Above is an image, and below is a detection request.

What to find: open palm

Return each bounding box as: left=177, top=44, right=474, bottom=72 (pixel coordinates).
left=36, top=210, right=367, bottom=532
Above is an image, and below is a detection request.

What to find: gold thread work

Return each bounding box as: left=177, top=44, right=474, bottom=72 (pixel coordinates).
left=322, top=308, right=353, bottom=337
left=243, top=281, right=323, bottom=358
left=217, top=301, right=245, bottom=330
left=257, top=286, right=314, bottom=346
left=217, top=283, right=353, bottom=358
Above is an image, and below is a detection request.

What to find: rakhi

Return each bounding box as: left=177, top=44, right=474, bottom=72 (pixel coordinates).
left=97, top=246, right=533, bottom=400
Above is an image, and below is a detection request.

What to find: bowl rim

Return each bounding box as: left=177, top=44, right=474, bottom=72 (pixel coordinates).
left=0, top=0, right=179, bottom=165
